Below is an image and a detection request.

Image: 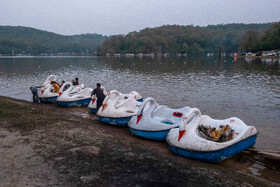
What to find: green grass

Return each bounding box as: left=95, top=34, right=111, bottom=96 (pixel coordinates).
left=0, top=109, right=19, bottom=118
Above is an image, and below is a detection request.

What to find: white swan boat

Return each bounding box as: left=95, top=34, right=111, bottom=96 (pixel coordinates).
left=57, top=82, right=93, bottom=107
left=39, top=75, right=59, bottom=103
left=128, top=97, right=191, bottom=141
left=166, top=108, right=258, bottom=163
left=88, top=86, right=107, bottom=114
left=97, top=90, right=142, bottom=126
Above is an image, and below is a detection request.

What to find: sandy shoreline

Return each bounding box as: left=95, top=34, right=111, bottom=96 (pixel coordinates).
left=0, top=96, right=279, bottom=186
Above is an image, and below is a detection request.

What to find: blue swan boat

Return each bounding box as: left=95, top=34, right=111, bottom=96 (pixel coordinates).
left=128, top=97, right=191, bottom=141
left=57, top=82, right=93, bottom=107
left=166, top=108, right=258, bottom=163
left=97, top=90, right=142, bottom=126
left=39, top=75, right=58, bottom=103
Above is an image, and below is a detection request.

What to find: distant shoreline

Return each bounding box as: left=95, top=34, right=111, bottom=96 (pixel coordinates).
left=232, top=55, right=280, bottom=59
left=0, top=55, right=280, bottom=59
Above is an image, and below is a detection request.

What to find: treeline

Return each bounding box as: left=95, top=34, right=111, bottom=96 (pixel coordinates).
left=239, top=22, right=280, bottom=52
left=0, top=26, right=108, bottom=55
left=101, top=23, right=274, bottom=54
left=1, top=23, right=278, bottom=56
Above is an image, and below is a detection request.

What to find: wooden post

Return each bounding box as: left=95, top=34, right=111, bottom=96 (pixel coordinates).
left=218, top=47, right=222, bottom=60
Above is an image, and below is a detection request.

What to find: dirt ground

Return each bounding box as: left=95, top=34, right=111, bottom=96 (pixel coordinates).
left=0, top=96, right=278, bottom=187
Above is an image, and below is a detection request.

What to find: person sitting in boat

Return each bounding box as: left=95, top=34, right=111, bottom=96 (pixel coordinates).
left=71, top=77, right=79, bottom=86
left=74, top=77, right=79, bottom=85
left=91, top=83, right=106, bottom=110
left=60, top=80, right=69, bottom=91
left=51, top=81, right=60, bottom=93
left=60, top=80, right=65, bottom=88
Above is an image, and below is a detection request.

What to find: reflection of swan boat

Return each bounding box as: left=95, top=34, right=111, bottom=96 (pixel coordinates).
left=57, top=82, right=93, bottom=107
left=97, top=90, right=142, bottom=126
left=128, top=97, right=191, bottom=141
left=88, top=86, right=107, bottom=114
left=167, top=108, right=258, bottom=163
left=39, top=75, right=58, bottom=103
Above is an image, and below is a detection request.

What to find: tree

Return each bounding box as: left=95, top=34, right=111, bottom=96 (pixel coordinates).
left=258, top=22, right=280, bottom=51
left=239, top=29, right=260, bottom=52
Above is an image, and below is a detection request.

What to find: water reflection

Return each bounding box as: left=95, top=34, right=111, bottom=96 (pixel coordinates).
left=221, top=152, right=280, bottom=184
left=0, top=56, right=279, bottom=151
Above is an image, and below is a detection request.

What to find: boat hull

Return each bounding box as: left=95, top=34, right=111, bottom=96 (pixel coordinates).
left=98, top=116, right=133, bottom=126
left=57, top=98, right=91, bottom=107
left=130, top=128, right=170, bottom=141
left=168, top=135, right=257, bottom=163
left=89, top=108, right=98, bottom=114
left=39, top=96, right=58, bottom=103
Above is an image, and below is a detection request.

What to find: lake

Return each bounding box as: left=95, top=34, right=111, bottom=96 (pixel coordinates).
left=0, top=56, right=279, bottom=150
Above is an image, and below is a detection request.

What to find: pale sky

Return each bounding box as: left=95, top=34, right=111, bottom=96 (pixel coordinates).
left=0, top=0, right=280, bottom=35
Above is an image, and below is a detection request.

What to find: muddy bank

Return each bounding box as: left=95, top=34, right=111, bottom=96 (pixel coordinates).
left=0, top=96, right=279, bottom=186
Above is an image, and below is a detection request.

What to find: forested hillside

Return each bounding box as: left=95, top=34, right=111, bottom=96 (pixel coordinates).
left=0, top=26, right=108, bottom=55
left=240, top=22, right=280, bottom=52
left=101, top=23, right=273, bottom=54
left=0, top=23, right=278, bottom=56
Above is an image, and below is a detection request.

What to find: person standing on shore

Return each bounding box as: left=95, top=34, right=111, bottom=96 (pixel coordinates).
left=91, top=83, right=106, bottom=110
left=30, top=86, right=41, bottom=104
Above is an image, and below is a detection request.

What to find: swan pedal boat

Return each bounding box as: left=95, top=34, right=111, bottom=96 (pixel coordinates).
left=97, top=90, right=143, bottom=126
left=166, top=108, right=258, bottom=163
left=128, top=97, right=191, bottom=141
left=88, top=86, right=107, bottom=114
left=39, top=75, right=58, bottom=103
left=57, top=82, right=93, bottom=107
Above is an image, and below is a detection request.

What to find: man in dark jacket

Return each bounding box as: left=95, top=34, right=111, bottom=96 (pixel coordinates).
left=91, top=83, right=106, bottom=110
left=30, top=86, right=40, bottom=103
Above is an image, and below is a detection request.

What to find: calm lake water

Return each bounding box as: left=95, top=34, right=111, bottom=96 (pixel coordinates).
left=0, top=56, right=279, bottom=150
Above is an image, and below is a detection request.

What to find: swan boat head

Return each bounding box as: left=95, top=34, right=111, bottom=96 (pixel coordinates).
left=42, top=75, right=57, bottom=87
left=177, top=108, right=202, bottom=141
left=40, top=82, right=58, bottom=98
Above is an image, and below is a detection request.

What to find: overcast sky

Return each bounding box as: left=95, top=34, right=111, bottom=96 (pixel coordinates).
left=0, top=0, right=280, bottom=36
